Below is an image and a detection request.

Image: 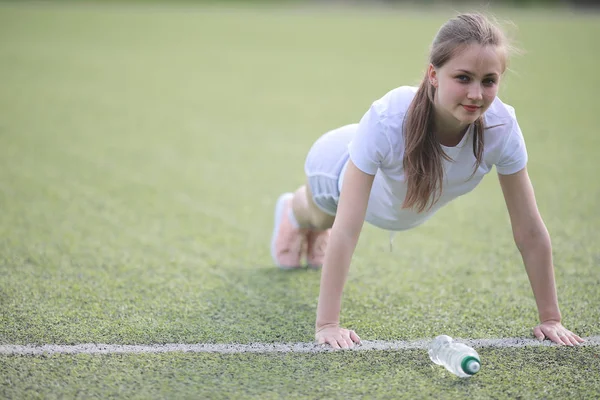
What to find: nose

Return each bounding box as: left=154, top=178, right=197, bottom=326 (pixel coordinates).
left=467, top=83, right=483, bottom=101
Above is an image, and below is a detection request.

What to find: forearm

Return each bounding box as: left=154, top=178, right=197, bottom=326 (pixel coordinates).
left=518, top=230, right=561, bottom=323
left=315, top=229, right=358, bottom=330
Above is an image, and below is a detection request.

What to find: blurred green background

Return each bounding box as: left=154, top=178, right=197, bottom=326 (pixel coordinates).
left=1, top=1, right=598, bottom=399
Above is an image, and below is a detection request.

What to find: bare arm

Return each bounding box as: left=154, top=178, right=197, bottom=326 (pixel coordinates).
left=498, top=168, right=583, bottom=345
left=315, top=160, right=374, bottom=348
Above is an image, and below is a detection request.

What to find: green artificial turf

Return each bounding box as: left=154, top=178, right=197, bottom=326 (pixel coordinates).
left=0, top=1, right=599, bottom=398
left=2, top=347, right=600, bottom=399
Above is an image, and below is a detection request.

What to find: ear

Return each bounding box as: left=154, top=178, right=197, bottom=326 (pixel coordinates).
left=427, top=64, right=438, bottom=88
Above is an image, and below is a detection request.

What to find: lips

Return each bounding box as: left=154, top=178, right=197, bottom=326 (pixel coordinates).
left=462, top=105, right=480, bottom=112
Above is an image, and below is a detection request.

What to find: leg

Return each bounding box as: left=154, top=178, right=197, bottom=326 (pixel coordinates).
left=291, top=184, right=335, bottom=231
left=272, top=124, right=354, bottom=269
left=271, top=183, right=334, bottom=270
left=293, top=183, right=334, bottom=269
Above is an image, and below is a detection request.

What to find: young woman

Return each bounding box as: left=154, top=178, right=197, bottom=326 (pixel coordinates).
left=270, top=13, right=584, bottom=348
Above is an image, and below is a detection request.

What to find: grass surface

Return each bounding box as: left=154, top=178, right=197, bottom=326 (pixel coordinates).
left=2, top=347, right=600, bottom=399
left=1, top=1, right=599, bottom=398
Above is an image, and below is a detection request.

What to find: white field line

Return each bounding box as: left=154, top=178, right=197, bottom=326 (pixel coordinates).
left=1, top=336, right=599, bottom=355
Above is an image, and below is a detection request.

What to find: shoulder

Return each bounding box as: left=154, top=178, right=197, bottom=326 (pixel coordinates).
left=349, top=86, right=417, bottom=167
left=372, top=86, right=418, bottom=117
left=484, top=97, right=528, bottom=173
left=483, top=96, right=519, bottom=132
left=369, top=86, right=417, bottom=136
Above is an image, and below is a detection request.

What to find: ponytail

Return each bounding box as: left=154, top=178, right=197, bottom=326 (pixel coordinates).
left=402, top=75, right=484, bottom=212
left=402, top=75, right=449, bottom=212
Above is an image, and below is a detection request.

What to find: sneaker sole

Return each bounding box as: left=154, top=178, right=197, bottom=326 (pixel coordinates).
left=270, top=193, right=301, bottom=269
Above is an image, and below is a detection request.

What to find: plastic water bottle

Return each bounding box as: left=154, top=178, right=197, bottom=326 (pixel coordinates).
left=428, top=335, right=481, bottom=378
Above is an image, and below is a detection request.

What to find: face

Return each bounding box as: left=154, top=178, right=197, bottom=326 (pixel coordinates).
left=428, top=44, right=504, bottom=132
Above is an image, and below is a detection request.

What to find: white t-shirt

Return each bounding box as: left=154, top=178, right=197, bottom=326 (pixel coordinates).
left=341, top=86, right=528, bottom=231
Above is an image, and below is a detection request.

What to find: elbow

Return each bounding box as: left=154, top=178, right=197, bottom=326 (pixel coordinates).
left=513, top=225, right=551, bottom=253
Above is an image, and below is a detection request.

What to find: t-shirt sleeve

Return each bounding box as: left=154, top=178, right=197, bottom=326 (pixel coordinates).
left=347, top=102, right=392, bottom=176
left=496, top=120, right=528, bottom=175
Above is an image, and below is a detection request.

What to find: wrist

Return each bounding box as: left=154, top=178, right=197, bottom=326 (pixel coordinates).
left=539, top=310, right=561, bottom=324
left=315, top=321, right=338, bottom=332
left=540, top=316, right=561, bottom=324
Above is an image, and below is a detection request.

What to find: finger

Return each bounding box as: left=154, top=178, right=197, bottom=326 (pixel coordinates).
left=336, top=336, right=349, bottom=349
left=549, top=332, right=567, bottom=346
left=573, top=333, right=585, bottom=344
left=541, top=328, right=563, bottom=345
left=558, top=331, right=574, bottom=346
left=568, top=335, right=581, bottom=346
left=563, top=329, right=581, bottom=346
left=565, top=332, right=585, bottom=344
left=342, top=336, right=355, bottom=349
left=349, top=330, right=361, bottom=344
left=338, top=330, right=355, bottom=348
left=533, top=326, right=545, bottom=341
left=327, top=337, right=341, bottom=350
left=560, top=333, right=575, bottom=346
left=565, top=332, right=583, bottom=346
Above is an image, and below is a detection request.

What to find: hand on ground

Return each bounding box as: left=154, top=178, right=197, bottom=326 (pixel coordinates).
left=315, top=325, right=361, bottom=349
left=533, top=320, right=585, bottom=346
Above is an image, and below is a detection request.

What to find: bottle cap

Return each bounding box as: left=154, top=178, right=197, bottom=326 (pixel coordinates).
left=461, top=356, right=481, bottom=375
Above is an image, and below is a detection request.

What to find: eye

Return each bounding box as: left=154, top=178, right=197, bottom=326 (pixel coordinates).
left=456, top=75, right=470, bottom=83
left=483, top=78, right=497, bottom=87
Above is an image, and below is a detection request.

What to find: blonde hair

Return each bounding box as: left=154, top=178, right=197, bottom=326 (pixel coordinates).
left=402, top=13, right=512, bottom=212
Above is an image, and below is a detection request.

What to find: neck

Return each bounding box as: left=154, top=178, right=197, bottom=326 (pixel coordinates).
left=431, top=97, right=470, bottom=147
left=432, top=118, right=470, bottom=147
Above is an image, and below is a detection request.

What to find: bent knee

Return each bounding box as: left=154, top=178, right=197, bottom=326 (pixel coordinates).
left=304, top=183, right=335, bottom=230
left=308, top=211, right=335, bottom=231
